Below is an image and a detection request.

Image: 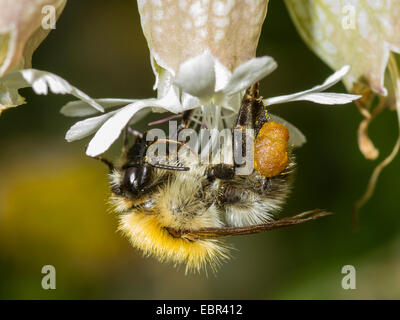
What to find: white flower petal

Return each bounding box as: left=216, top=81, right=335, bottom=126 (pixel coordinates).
left=320, top=65, right=351, bottom=91
left=268, top=113, right=306, bottom=148
left=65, top=107, right=151, bottom=142
left=264, top=65, right=352, bottom=106
left=86, top=99, right=179, bottom=157
left=154, top=62, right=174, bottom=99
left=0, top=86, right=25, bottom=114
left=221, top=56, right=277, bottom=96
left=293, top=92, right=361, bottom=105
left=19, top=69, right=104, bottom=112
left=220, top=92, right=242, bottom=113
left=61, top=98, right=137, bottom=117
left=265, top=92, right=361, bottom=106
left=0, top=70, right=27, bottom=112
left=0, top=70, right=29, bottom=88
left=173, top=52, right=216, bottom=100
left=158, top=83, right=186, bottom=113
left=66, top=110, right=117, bottom=142
left=181, top=92, right=200, bottom=110
left=214, top=59, right=232, bottom=91
left=128, top=108, right=152, bottom=125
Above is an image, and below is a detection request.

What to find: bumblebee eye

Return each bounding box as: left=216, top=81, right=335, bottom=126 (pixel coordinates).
left=123, top=165, right=151, bottom=193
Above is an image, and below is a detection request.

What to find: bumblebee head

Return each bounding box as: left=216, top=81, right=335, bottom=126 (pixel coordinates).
left=108, top=134, right=189, bottom=198
left=115, top=163, right=153, bottom=197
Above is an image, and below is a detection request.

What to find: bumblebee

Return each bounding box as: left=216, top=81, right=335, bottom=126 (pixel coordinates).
left=92, top=84, right=329, bottom=273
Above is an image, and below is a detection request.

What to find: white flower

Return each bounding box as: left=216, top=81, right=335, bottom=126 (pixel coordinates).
left=138, top=0, right=271, bottom=89
left=63, top=52, right=277, bottom=156
left=63, top=55, right=360, bottom=157
left=174, top=52, right=277, bottom=111
left=59, top=0, right=360, bottom=157
left=0, top=0, right=103, bottom=114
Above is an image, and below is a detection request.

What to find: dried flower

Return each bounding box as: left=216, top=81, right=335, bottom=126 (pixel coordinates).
left=285, top=0, right=400, bottom=217
left=0, top=0, right=103, bottom=114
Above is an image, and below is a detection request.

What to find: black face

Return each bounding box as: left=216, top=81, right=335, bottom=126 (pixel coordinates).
left=112, top=133, right=188, bottom=197
left=122, top=164, right=152, bottom=194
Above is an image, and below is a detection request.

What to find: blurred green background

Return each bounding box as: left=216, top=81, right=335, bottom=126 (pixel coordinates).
left=0, top=0, right=399, bottom=299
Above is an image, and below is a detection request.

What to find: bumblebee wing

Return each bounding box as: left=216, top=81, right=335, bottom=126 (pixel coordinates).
left=269, top=113, right=306, bottom=148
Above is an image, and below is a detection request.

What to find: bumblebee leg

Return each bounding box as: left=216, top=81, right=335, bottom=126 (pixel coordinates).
left=84, top=146, right=114, bottom=171
left=233, top=83, right=267, bottom=168
left=122, top=126, right=144, bottom=158
left=122, top=126, right=129, bottom=155
left=235, top=83, right=266, bottom=134
left=178, top=110, right=194, bottom=132
left=206, top=164, right=235, bottom=180
left=128, top=127, right=144, bottom=138
left=126, top=134, right=148, bottom=162
left=182, top=209, right=333, bottom=239
left=89, top=155, right=114, bottom=171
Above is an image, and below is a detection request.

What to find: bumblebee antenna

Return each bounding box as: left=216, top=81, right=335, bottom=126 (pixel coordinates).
left=151, top=139, right=198, bottom=160
left=148, top=162, right=190, bottom=171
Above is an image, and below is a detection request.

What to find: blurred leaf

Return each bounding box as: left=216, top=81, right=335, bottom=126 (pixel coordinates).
left=0, top=151, right=124, bottom=270
left=0, top=0, right=67, bottom=113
